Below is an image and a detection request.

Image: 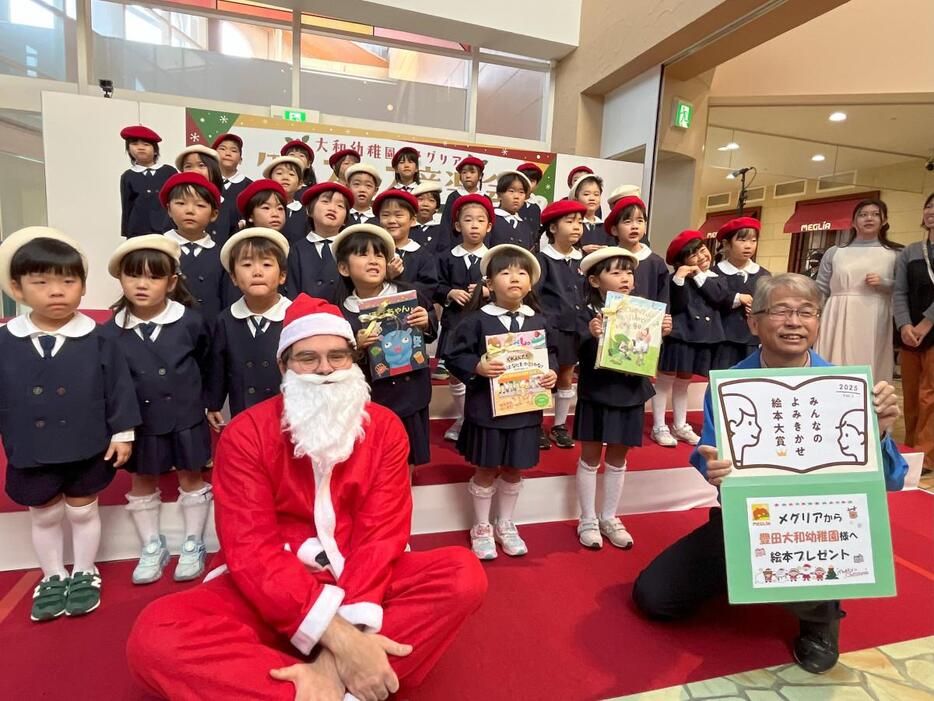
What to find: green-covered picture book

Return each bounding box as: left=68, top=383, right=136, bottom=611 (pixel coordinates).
left=595, top=292, right=666, bottom=377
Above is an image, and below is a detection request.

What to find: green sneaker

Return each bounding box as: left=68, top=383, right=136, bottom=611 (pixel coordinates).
left=30, top=575, right=69, bottom=622
left=65, top=570, right=101, bottom=616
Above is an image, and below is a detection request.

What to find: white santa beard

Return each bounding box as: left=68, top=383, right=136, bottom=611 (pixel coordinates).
left=281, top=366, right=370, bottom=472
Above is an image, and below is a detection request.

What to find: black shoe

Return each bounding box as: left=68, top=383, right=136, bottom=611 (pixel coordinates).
left=539, top=427, right=551, bottom=450
left=793, top=616, right=842, bottom=674
left=550, top=424, right=575, bottom=449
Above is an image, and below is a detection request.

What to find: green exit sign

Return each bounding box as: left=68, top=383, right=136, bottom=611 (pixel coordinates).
left=283, top=109, right=307, bottom=123
left=672, top=98, right=693, bottom=129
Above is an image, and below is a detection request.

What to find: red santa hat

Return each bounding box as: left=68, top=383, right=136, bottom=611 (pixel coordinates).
left=455, top=156, right=485, bottom=173
left=277, top=293, right=356, bottom=359
left=280, top=139, right=314, bottom=163
left=716, top=216, right=761, bottom=241
left=120, top=125, right=161, bottom=143
left=328, top=148, right=361, bottom=170
left=666, top=230, right=704, bottom=265
left=211, top=132, right=243, bottom=150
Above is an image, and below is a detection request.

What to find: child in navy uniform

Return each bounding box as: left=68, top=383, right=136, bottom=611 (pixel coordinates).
left=713, top=217, right=771, bottom=368
left=390, top=146, right=421, bottom=193
left=206, top=228, right=291, bottom=426
left=328, top=147, right=361, bottom=184
left=236, top=179, right=288, bottom=235
left=334, top=224, right=437, bottom=469
left=176, top=145, right=231, bottom=244
left=446, top=245, right=558, bottom=560
left=489, top=170, right=535, bottom=250
left=536, top=200, right=588, bottom=450
left=345, top=163, right=381, bottom=225
left=103, top=236, right=213, bottom=585
left=573, top=174, right=611, bottom=254
left=280, top=140, right=317, bottom=200
left=262, top=156, right=307, bottom=242
left=120, top=125, right=176, bottom=239
left=0, top=228, right=140, bottom=622
left=654, top=231, right=727, bottom=447
left=517, top=162, right=547, bottom=234
left=440, top=156, right=486, bottom=232
left=160, top=172, right=230, bottom=326
left=284, top=182, right=352, bottom=302
left=212, top=133, right=252, bottom=240
left=438, top=194, right=494, bottom=441
left=374, top=188, right=439, bottom=301
left=575, top=247, right=660, bottom=550
left=412, top=181, right=444, bottom=251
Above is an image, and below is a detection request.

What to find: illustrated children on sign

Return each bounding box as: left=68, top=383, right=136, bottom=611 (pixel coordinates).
left=390, top=146, right=421, bottom=193
left=721, top=393, right=762, bottom=468
left=328, top=147, right=361, bottom=184
left=103, top=236, right=213, bottom=586
left=0, top=227, right=140, bottom=623
left=175, top=145, right=231, bottom=244
left=445, top=244, right=558, bottom=561
left=344, top=163, right=381, bottom=225
left=120, top=125, right=176, bottom=239
left=262, top=156, right=307, bottom=242
left=489, top=170, right=535, bottom=250
left=836, top=408, right=866, bottom=463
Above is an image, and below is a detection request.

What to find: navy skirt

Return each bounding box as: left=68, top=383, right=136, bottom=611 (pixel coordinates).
left=456, top=422, right=540, bottom=470
left=553, top=328, right=580, bottom=366
left=572, top=397, right=645, bottom=446
left=400, top=406, right=431, bottom=466
left=658, top=339, right=716, bottom=377
left=714, top=341, right=759, bottom=370
left=128, top=419, right=213, bottom=475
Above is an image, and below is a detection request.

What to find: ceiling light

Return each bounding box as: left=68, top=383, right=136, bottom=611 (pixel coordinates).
left=828, top=112, right=847, bottom=122
left=717, top=142, right=740, bottom=151
left=726, top=173, right=735, bottom=179
left=811, top=154, right=826, bottom=162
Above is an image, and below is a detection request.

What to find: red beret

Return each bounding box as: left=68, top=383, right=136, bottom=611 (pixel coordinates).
left=211, top=133, right=243, bottom=150
left=516, top=161, right=543, bottom=177
left=372, top=188, right=419, bottom=216
left=604, top=196, right=648, bottom=234
left=455, top=156, right=485, bottom=173
left=236, top=179, right=287, bottom=216
left=666, top=230, right=704, bottom=266
left=300, top=181, right=353, bottom=208
left=280, top=140, right=314, bottom=163
left=328, top=148, right=360, bottom=170
left=160, top=172, right=220, bottom=209
left=452, top=193, right=494, bottom=223
left=540, top=200, right=587, bottom=230
left=120, top=125, right=161, bottom=143
left=716, top=216, right=761, bottom=241
left=566, top=165, right=593, bottom=187
left=391, top=146, right=419, bottom=168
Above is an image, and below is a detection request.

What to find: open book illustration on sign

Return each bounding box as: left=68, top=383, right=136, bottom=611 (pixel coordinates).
left=711, top=369, right=879, bottom=477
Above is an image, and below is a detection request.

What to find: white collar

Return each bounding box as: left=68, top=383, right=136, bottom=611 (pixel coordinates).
left=397, top=239, right=421, bottom=253
left=306, top=230, right=338, bottom=244
left=395, top=182, right=415, bottom=192
left=351, top=208, right=374, bottom=218
left=540, top=242, right=582, bottom=261
left=482, top=303, right=534, bottom=318
left=495, top=208, right=523, bottom=221
left=631, top=244, right=653, bottom=262
left=584, top=215, right=603, bottom=225
left=223, top=171, right=246, bottom=185
left=717, top=259, right=760, bottom=276
left=130, top=162, right=160, bottom=173
left=452, top=244, right=488, bottom=258
left=456, top=186, right=480, bottom=198
left=165, top=230, right=215, bottom=249
left=342, top=283, right=397, bottom=313
left=6, top=312, right=96, bottom=338
left=420, top=212, right=442, bottom=227
left=230, top=295, right=291, bottom=321
left=113, top=299, right=185, bottom=329
left=287, top=200, right=304, bottom=212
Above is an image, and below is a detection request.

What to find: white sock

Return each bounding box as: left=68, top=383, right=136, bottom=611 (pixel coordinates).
left=672, top=378, right=691, bottom=428
left=495, top=478, right=522, bottom=523
left=65, top=500, right=101, bottom=574
left=450, top=382, right=466, bottom=424
left=468, top=477, right=496, bottom=526
left=599, top=462, right=627, bottom=521
left=178, top=483, right=213, bottom=541
left=554, top=387, right=576, bottom=427
left=652, top=374, right=674, bottom=429
left=576, top=459, right=599, bottom=521
left=29, top=500, right=67, bottom=580
left=126, top=490, right=162, bottom=545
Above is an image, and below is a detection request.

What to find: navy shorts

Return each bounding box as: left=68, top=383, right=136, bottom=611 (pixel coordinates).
left=5, top=452, right=115, bottom=507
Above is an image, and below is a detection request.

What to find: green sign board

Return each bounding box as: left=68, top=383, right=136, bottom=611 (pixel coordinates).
left=283, top=109, right=307, bottom=123
left=672, top=99, right=693, bottom=129
left=710, top=365, right=896, bottom=604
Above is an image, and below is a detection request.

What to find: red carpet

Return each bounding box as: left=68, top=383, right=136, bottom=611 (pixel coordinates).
left=0, top=491, right=930, bottom=700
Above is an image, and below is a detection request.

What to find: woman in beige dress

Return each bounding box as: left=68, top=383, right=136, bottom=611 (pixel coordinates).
left=815, top=198, right=904, bottom=382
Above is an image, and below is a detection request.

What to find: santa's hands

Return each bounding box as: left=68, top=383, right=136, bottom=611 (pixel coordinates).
left=406, top=306, right=429, bottom=329
left=206, top=411, right=226, bottom=432
left=356, top=329, right=379, bottom=350
left=105, top=441, right=132, bottom=468
left=269, top=649, right=344, bottom=701
left=589, top=313, right=604, bottom=339
left=387, top=256, right=404, bottom=280
left=476, top=354, right=506, bottom=378
left=321, top=618, right=412, bottom=701
left=872, top=380, right=900, bottom=436
left=697, top=445, right=732, bottom=486
left=539, top=369, right=558, bottom=389
left=662, top=313, right=673, bottom=337
left=900, top=324, right=921, bottom=348
left=448, top=289, right=471, bottom=306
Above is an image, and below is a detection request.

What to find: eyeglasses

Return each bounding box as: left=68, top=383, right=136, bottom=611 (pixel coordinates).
left=754, top=306, right=821, bottom=321
left=288, top=349, right=356, bottom=371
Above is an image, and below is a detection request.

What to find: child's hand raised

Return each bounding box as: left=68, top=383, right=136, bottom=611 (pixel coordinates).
left=387, top=256, right=404, bottom=280
left=675, top=265, right=697, bottom=279
left=476, top=354, right=506, bottom=378
left=406, top=306, right=429, bottom=329
left=589, top=313, right=604, bottom=339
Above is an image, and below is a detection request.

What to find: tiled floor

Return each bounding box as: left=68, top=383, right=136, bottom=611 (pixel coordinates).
left=607, top=636, right=934, bottom=701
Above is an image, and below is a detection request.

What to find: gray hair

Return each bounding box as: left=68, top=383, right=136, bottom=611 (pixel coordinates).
left=751, top=273, right=824, bottom=314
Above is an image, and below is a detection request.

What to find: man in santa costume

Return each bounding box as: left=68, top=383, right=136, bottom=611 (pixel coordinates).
left=127, top=294, right=487, bottom=701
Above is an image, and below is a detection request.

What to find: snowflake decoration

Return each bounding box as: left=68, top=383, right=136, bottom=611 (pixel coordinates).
left=189, top=132, right=201, bottom=142
left=219, top=115, right=229, bottom=124
left=501, top=148, right=508, bottom=156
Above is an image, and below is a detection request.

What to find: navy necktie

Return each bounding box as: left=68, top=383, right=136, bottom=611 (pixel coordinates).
left=507, top=312, right=521, bottom=333
left=317, top=240, right=333, bottom=264
left=467, top=254, right=479, bottom=270
left=37, top=334, right=56, bottom=358
left=138, top=322, right=156, bottom=341
left=250, top=316, right=266, bottom=335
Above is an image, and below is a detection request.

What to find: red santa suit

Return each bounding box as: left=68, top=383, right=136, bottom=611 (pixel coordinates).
left=127, top=295, right=487, bottom=701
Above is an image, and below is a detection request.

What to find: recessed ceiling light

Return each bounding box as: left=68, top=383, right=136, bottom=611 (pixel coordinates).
left=811, top=154, right=826, bottom=162
left=828, top=112, right=847, bottom=122
left=717, top=142, right=740, bottom=151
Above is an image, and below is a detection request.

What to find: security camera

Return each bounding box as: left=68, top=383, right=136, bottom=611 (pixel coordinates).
left=926, top=159, right=934, bottom=172
left=99, top=79, right=114, bottom=98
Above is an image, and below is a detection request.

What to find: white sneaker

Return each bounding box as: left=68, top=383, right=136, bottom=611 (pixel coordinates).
left=651, top=426, right=678, bottom=447
left=494, top=520, right=528, bottom=557
left=132, top=535, right=170, bottom=585
left=577, top=518, right=603, bottom=549
left=599, top=517, right=634, bottom=549
left=470, top=523, right=497, bottom=560
left=174, top=536, right=206, bottom=582
left=671, top=424, right=700, bottom=445
left=444, top=418, right=463, bottom=442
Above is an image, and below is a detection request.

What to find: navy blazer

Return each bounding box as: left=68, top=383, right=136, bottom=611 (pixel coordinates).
left=281, top=207, right=309, bottom=244
left=435, top=248, right=485, bottom=328
left=177, top=243, right=235, bottom=324
left=218, top=176, right=253, bottom=241
left=411, top=221, right=441, bottom=251
left=396, top=243, right=439, bottom=302
left=0, top=328, right=140, bottom=467
left=120, top=164, right=177, bottom=238
left=102, top=309, right=211, bottom=436
left=520, top=201, right=542, bottom=237
left=714, top=261, right=771, bottom=345
left=633, top=249, right=671, bottom=308
left=535, top=248, right=586, bottom=329
left=668, top=272, right=727, bottom=344
left=488, top=213, right=536, bottom=251
left=285, top=236, right=342, bottom=303
left=579, top=221, right=615, bottom=250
